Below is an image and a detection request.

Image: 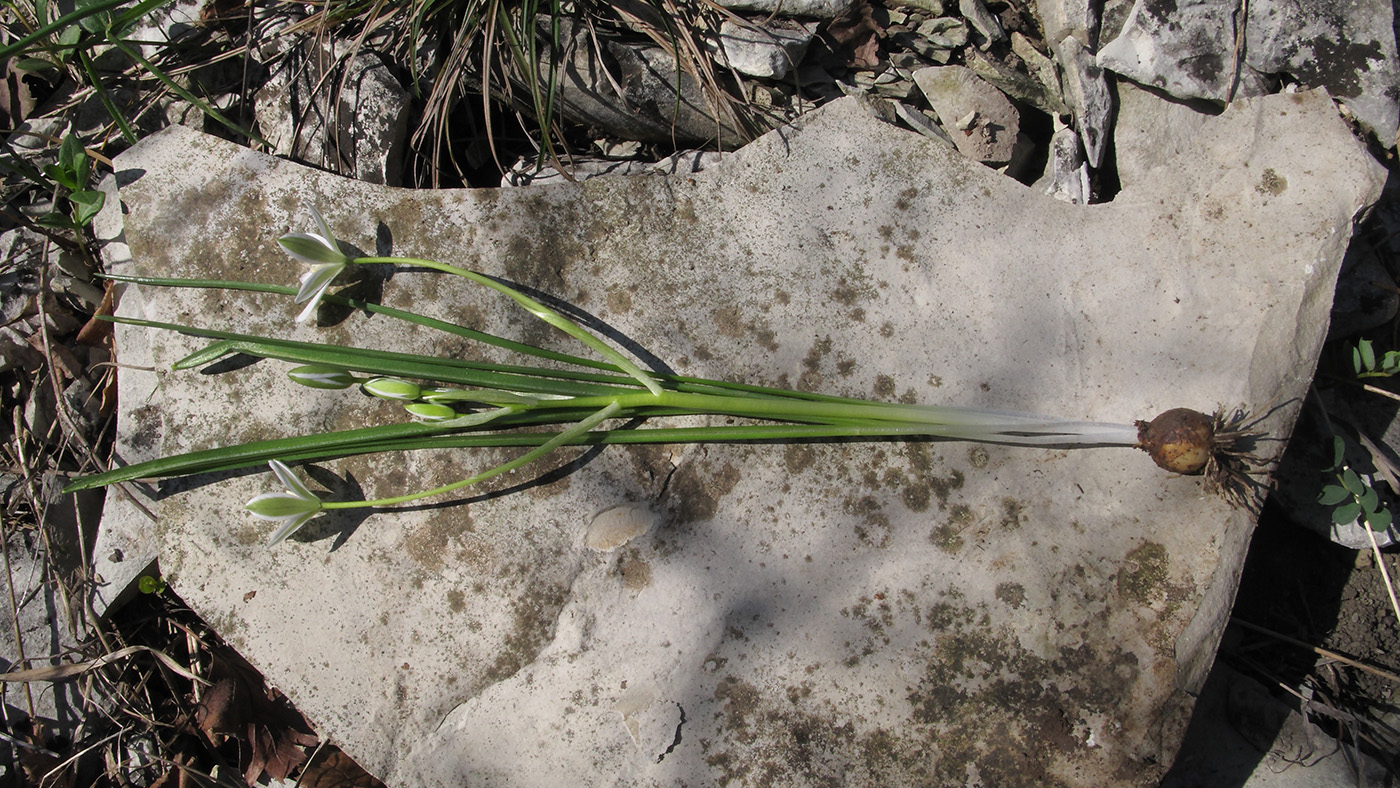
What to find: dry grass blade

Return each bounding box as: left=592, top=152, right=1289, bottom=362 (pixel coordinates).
left=1, top=644, right=211, bottom=685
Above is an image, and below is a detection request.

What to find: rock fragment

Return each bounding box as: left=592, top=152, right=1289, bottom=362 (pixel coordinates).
left=1041, top=125, right=1091, bottom=204
left=1055, top=35, right=1113, bottom=168
left=716, top=19, right=816, bottom=79
left=253, top=41, right=409, bottom=186
left=913, top=65, right=1020, bottom=164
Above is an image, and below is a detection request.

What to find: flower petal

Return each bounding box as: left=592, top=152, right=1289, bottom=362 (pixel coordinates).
left=309, top=205, right=336, bottom=250
left=265, top=509, right=320, bottom=547
left=246, top=492, right=319, bottom=519
left=267, top=459, right=316, bottom=501
left=278, top=234, right=346, bottom=265
left=294, top=263, right=345, bottom=304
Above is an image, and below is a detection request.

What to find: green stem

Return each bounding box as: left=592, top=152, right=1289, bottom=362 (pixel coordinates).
left=322, top=401, right=621, bottom=509
left=354, top=256, right=665, bottom=395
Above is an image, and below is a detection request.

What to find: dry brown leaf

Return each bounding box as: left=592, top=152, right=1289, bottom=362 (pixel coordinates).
left=74, top=282, right=115, bottom=347
left=299, top=746, right=387, bottom=788
left=195, top=648, right=319, bottom=785
left=822, top=0, right=884, bottom=69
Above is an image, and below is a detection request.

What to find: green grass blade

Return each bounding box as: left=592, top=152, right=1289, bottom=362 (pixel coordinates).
left=105, top=36, right=269, bottom=146
left=77, top=48, right=139, bottom=144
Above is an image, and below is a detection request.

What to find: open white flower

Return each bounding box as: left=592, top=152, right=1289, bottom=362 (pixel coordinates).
left=245, top=460, right=323, bottom=546
left=277, top=206, right=350, bottom=323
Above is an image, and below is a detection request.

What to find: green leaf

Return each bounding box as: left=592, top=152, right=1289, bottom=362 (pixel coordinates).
left=1318, top=485, right=1351, bottom=506
left=1341, top=468, right=1367, bottom=496
left=1329, top=436, right=1345, bottom=472
left=1354, top=344, right=1365, bottom=374
left=1384, top=352, right=1400, bottom=374
left=1365, top=507, right=1393, bottom=532
left=69, top=189, right=104, bottom=225
left=13, top=58, right=59, bottom=73
left=42, top=162, right=78, bottom=191
left=1357, top=484, right=1380, bottom=513
left=33, top=211, right=75, bottom=230
left=1358, top=339, right=1377, bottom=373
left=1332, top=501, right=1362, bottom=525
left=59, top=134, right=88, bottom=184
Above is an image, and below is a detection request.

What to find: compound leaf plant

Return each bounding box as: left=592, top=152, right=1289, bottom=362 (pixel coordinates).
left=65, top=208, right=1262, bottom=546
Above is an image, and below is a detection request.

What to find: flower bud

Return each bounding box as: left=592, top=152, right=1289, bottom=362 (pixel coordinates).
left=405, top=402, right=458, bottom=422
left=362, top=377, right=422, bottom=401
left=287, top=366, right=356, bottom=390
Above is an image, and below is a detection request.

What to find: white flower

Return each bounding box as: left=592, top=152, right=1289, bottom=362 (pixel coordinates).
left=276, top=206, right=350, bottom=324
left=245, top=460, right=323, bottom=546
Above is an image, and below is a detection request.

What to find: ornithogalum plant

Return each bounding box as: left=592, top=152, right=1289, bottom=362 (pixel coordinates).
left=65, top=209, right=1260, bottom=545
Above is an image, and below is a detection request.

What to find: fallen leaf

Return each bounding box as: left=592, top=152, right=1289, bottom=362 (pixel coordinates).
left=298, top=745, right=387, bottom=788
left=821, top=0, right=884, bottom=69
left=195, top=647, right=319, bottom=785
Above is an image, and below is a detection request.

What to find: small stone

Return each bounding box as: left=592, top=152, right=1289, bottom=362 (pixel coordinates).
left=891, top=100, right=956, bottom=145
left=585, top=504, right=657, bottom=551
left=1036, top=0, right=1100, bottom=48
left=915, top=17, right=969, bottom=48
left=965, top=47, right=1064, bottom=114
left=958, top=0, right=1006, bottom=44
left=1010, top=33, right=1067, bottom=114
left=887, top=0, right=944, bottom=14
left=717, top=18, right=816, bottom=79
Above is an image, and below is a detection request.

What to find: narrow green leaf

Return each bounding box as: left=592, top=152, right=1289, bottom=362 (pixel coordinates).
left=1330, top=435, right=1345, bottom=472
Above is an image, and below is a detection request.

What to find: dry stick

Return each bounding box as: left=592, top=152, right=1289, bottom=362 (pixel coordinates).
left=1353, top=431, right=1400, bottom=629
left=1230, top=618, right=1400, bottom=684
left=0, top=516, right=37, bottom=720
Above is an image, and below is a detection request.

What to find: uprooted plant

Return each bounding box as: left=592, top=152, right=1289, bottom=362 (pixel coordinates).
left=63, top=208, right=1266, bottom=545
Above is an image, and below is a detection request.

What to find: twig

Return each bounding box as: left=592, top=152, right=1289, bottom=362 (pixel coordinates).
left=1230, top=617, right=1400, bottom=684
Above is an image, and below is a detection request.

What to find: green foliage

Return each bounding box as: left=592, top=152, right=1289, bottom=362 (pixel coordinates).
left=1352, top=338, right=1400, bottom=378
left=1319, top=435, right=1394, bottom=532
left=137, top=574, right=167, bottom=594
left=34, top=132, right=106, bottom=230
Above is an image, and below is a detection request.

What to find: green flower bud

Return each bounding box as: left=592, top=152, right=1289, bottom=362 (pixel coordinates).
left=287, top=366, right=356, bottom=390
left=362, top=378, right=422, bottom=401
left=405, top=402, right=458, bottom=422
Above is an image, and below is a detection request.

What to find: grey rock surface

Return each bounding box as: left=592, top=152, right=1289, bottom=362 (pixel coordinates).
left=1098, top=0, right=1398, bottom=144
left=1097, top=0, right=1241, bottom=101
left=913, top=65, right=1020, bottom=164
left=96, top=92, right=1382, bottom=787
left=1244, top=0, right=1400, bottom=144
left=711, top=0, right=855, bottom=17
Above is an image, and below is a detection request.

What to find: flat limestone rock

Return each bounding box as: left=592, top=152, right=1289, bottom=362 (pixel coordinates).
left=96, top=93, right=1382, bottom=787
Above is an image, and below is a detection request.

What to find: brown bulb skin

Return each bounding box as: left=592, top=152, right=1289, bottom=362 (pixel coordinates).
left=1136, top=408, right=1214, bottom=475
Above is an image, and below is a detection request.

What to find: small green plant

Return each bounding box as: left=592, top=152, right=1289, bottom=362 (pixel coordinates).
left=1318, top=435, right=1393, bottom=532
left=64, top=208, right=1259, bottom=545
left=137, top=574, right=167, bottom=594
left=1352, top=338, right=1400, bottom=378
left=35, top=132, right=106, bottom=231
